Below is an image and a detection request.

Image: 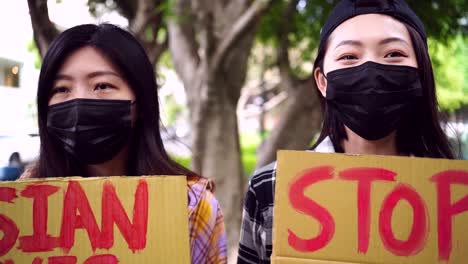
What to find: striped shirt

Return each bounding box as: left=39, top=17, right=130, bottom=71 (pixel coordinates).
left=237, top=138, right=335, bottom=264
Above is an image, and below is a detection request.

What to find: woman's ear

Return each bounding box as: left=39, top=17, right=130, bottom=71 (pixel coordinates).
left=314, top=67, right=327, bottom=97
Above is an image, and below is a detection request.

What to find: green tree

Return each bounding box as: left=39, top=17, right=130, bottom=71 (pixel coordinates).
left=27, top=40, right=42, bottom=69
left=167, top=0, right=274, bottom=251
left=430, top=35, right=468, bottom=112
left=27, top=0, right=168, bottom=64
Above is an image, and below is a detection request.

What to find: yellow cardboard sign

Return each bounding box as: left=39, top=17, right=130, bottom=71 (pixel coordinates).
left=0, top=176, right=190, bottom=264
left=272, top=151, right=468, bottom=264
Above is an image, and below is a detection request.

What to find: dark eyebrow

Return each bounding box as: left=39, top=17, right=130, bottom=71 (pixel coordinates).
left=54, top=74, right=73, bottom=81
left=87, top=71, right=122, bottom=79
left=54, top=71, right=122, bottom=81
left=333, top=37, right=410, bottom=51
left=378, top=37, right=410, bottom=47
left=334, top=40, right=363, bottom=50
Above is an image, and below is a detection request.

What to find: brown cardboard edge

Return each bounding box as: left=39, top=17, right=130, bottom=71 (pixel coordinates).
left=1, top=175, right=187, bottom=185
left=272, top=256, right=370, bottom=264
left=272, top=150, right=285, bottom=260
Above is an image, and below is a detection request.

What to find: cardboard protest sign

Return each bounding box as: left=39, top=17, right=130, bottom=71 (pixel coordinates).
left=272, top=151, right=468, bottom=264
left=0, top=176, right=190, bottom=264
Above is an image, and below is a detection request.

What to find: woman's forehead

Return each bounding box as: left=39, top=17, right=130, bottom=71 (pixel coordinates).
left=327, top=14, right=411, bottom=48
left=57, top=46, right=119, bottom=75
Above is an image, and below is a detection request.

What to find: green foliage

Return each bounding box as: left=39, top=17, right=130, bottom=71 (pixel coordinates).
left=406, top=0, right=468, bottom=43
left=87, top=0, right=131, bottom=19
left=429, top=35, right=468, bottom=111
left=157, top=51, right=174, bottom=70
left=257, top=0, right=467, bottom=78
left=240, top=132, right=265, bottom=177
left=257, top=0, right=338, bottom=65
left=259, top=0, right=466, bottom=47
left=171, top=133, right=265, bottom=177
left=256, top=0, right=468, bottom=110
left=88, top=0, right=112, bottom=17
left=87, top=0, right=173, bottom=21
left=172, top=155, right=191, bottom=168
left=157, top=0, right=176, bottom=19
left=163, top=94, right=184, bottom=125
left=27, top=40, right=42, bottom=69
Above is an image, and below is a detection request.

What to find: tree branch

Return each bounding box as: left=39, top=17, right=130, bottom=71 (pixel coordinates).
left=148, top=32, right=169, bottom=65
left=277, top=0, right=299, bottom=90
left=147, top=14, right=168, bottom=65
left=211, top=0, right=273, bottom=70
left=112, top=0, right=136, bottom=20
left=27, top=0, right=60, bottom=57
left=168, top=0, right=201, bottom=84
left=129, top=0, right=159, bottom=36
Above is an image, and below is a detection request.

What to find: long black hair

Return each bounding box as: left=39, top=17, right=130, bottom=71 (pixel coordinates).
left=29, top=24, right=201, bottom=179
left=312, top=22, right=454, bottom=159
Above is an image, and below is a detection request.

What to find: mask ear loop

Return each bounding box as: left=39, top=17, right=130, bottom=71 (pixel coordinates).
left=318, top=68, right=329, bottom=98
left=322, top=70, right=329, bottom=81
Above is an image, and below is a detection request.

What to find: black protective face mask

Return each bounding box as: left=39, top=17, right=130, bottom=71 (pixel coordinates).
left=47, top=99, right=133, bottom=165
left=325, top=61, right=423, bottom=141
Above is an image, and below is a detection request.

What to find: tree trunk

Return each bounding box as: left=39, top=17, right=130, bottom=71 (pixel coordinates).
left=190, top=82, right=244, bottom=249
left=256, top=0, right=323, bottom=168
left=185, top=33, right=257, bottom=254
left=168, top=0, right=273, bottom=256
left=257, top=77, right=323, bottom=168
left=27, top=0, right=59, bottom=57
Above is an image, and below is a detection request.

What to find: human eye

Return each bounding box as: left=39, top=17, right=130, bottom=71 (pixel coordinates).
left=50, top=86, right=70, bottom=95
left=337, top=54, right=358, bottom=61
left=94, top=82, right=115, bottom=91
left=384, top=51, right=408, bottom=58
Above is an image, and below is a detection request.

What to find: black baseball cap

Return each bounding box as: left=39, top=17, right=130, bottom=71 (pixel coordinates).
left=319, top=0, right=427, bottom=47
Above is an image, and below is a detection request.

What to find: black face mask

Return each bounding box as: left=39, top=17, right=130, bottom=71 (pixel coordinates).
left=47, top=99, right=133, bottom=165
left=325, top=61, right=423, bottom=141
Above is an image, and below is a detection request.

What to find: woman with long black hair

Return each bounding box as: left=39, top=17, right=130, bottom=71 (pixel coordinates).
left=21, top=23, right=227, bottom=264
left=238, top=1, right=454, bottom=263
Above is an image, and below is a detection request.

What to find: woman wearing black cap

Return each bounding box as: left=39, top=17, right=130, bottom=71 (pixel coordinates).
left=237, top=1, right=454, bottom=263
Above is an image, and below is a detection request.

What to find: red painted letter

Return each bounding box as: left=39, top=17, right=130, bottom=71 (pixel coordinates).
left=0, top=188, right=16, bottom=203
left=18, top=185, right=60, bottom=252
left=379, top=184, right=428, bottom=256
left=60, top=181, right=101, bottom=252
left=100, top=180, right=148, bottom=251
left=431, top=170, right=468, bottom=261
left=288, top=166, right=335, bottom=252
left=0, top=187, right=19, bottom=257
left=83, top=254, right=118, bottom=264
left=32, top=257, right=43, bottom=264
left=339, top=168, right=396, bottom=253
left=47, top=256, right=77, bottom=264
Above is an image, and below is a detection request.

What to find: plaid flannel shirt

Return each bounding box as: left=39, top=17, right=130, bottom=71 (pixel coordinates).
left=188, top=178, right=228, bottom=263
left=237, top=138, right=335, bottom=263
